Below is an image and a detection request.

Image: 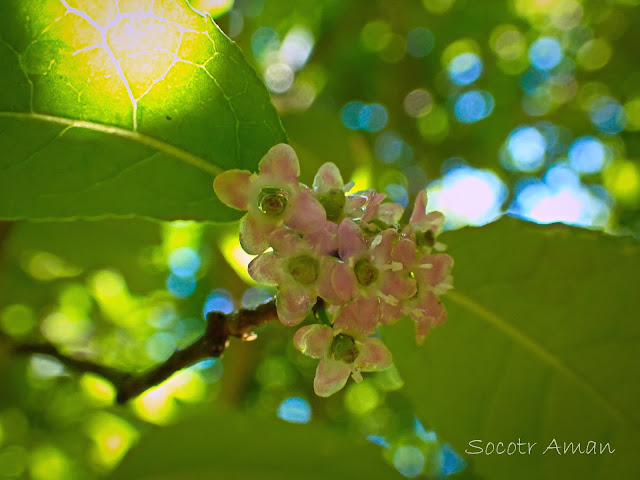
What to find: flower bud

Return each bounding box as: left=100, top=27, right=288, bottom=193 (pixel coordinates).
left=318, top=188, right=346, bottom=222
left=416, top=230, right=435, bottom=249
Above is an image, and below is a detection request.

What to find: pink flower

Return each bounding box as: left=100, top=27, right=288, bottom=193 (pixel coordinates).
left=248, top=230, right=346, bottom=326
left=402, top=190, right=446, bottom=252
left=213, top=144, right=326, bottom=254
left=294, top=324, right=392, bottom=397
left=331, top=220, right=416, bottom=333
left=393, top=237, right=454, bottom=342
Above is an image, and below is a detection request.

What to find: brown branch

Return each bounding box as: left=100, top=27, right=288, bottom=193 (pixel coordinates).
left=12, top=341, right=130, bottom=385
left=400, top=192, right=418, bottom=226
left=3, top=299, right=278, bottom=404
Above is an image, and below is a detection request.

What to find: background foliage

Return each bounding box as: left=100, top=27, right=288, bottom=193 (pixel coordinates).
left=1, top=0, right=639, bottom=479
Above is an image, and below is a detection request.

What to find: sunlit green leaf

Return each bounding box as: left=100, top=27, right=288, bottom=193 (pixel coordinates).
left=385, top=217, right=640, bottom=480
left=0, top=0, right=285, bottom=222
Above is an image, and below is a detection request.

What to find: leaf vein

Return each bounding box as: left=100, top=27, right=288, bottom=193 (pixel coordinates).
left=39, top=151, right=161, bottom=198
left=0, top=111, right=223, bottom=176
left=447, top=289, right=640, bottom=431
left=0, top=124, right=71, bottom=173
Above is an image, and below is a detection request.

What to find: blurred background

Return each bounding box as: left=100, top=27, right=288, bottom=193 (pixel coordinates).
left=1, top=0, right=639, bottom=478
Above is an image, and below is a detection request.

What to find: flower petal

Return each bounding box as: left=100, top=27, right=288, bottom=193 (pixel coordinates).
left=213, top=170, right=252, bottom=210
left=378, top=299, right=404, bottom=325
left=293, top=324, right=333, bottom=358
left=423, top=291, right=446, bottom=325
left=239, top=214, right=274, bottom=255
left=409, top=190, right=428, bottom=225
left=331, top=260, right=357, bottom=303
left=305, top=221, right=338, bottom=255
left=276, top=283, right=316, bottom=326
left=338, top=219, right=367, bottom=260
left=248, top=252, right=280, bottom=285
left=419, top=253, right=454, bottom=287
left=258, top=143, right=300, bottom=184
left=269, top=228, right=304, bottom=256
left=424, top=211, right=445, bottom=233
left=371, top=229, right=396, bottom=264
left=356, top=338, right=392, bottom=372
left=313, top=162, right=344, bottom=191
left=362, top=192, right=386, bottom=222
left=285, top=188, right=327, bottom=234
left=344, top=193, right=368, bottom=218
left=333, top=297, right=379, bottom=334
left=377, top=203, right=404, bottom=225
left=412, top=291, right=447, bottom=343
left=380, top=271, right=417, bottom=301
left=380, top=269, right=415, bottom=298
left=314, top=357, right=351, bottom=397
left=392, top=238, right=417, bottom=268
left=317, top=258, right=355, bottom=305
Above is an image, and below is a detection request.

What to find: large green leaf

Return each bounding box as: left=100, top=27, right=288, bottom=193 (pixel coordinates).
left=0, top=0, right=286, bottom=222
left=111, top=408, right=399, bottom=480
left=385, top=217, right=640, bottom=480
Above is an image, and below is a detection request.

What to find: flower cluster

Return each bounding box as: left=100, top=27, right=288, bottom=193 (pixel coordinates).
left=214, top=144, right=453, bottom=396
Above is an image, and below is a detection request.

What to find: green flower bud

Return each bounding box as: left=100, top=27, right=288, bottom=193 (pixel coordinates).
left=354, top=258, right=379, bottom=286
left=416, top=230, right=435, bottom=249
left=258, top=187, right=288, bottom=216
left=331, top=334, right=359, bottom=364
left=287, top=255, right=319, bottom=285
left=318, top=188, right=346, bottom=222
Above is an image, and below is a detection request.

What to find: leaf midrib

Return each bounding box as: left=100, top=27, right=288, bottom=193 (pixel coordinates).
left=0, top=111, right=223, bottom=176
left=447, top=289, right=639, bottom=431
